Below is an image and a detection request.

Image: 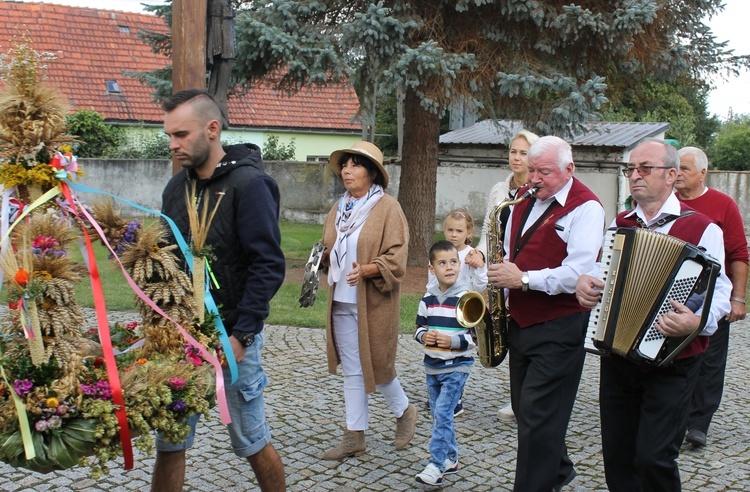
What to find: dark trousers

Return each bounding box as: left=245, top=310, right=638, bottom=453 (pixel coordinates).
left=600, top=354, right=702, bottom=492
left=688, top=318, right=730, bottom=434
left=508, top=312, right=587, bottom=492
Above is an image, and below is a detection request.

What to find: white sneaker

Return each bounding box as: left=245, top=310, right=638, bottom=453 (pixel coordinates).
left=444, top=458, right=459, bottom=475
left=416, top=463, right=443, bottom=486
left=497, top=403, right=515, bottom=421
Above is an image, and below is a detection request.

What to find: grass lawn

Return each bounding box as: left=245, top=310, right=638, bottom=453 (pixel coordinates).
left=72, top=221, right=423, bottom=332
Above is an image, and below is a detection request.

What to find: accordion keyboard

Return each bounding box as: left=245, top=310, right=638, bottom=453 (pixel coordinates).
left=638, top=259, right=703, bottom=359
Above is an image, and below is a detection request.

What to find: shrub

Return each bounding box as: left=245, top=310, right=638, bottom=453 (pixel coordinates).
left=262, top=135, right=296, bottom=160
left=66, top=110, right=122, bottom=157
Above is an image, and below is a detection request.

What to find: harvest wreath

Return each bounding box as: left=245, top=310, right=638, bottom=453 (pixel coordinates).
left=0, top=37, right=226, bottom=477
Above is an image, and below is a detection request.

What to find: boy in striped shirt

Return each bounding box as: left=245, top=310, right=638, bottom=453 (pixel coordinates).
left=414, top=240, right=476, bottom=486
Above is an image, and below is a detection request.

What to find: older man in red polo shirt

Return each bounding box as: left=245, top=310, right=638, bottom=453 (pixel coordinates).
left=675, top=146, right=748, bottom=448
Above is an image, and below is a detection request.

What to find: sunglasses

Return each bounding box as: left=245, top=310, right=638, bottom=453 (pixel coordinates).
left=622, top=165, right=672, bottom=177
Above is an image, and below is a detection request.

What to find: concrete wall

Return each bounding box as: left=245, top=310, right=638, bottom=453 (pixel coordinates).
left=435, top=161, right=621, bottom=231
left=706, top=171, right=750, bottom=234
left=77, top=159, right=749, bottom=234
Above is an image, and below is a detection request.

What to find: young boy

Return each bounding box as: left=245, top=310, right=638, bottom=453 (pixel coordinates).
left=414, top=240, right=477, bottom=486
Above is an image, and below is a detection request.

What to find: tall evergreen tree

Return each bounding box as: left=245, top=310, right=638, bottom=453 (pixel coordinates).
left=135, top=1, right=749, bottom=265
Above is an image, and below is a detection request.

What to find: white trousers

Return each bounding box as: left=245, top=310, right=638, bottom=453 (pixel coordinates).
left=331, top=301, right=409, bottom=431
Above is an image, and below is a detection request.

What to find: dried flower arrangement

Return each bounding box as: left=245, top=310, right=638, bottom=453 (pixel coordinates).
left=0, top=36, right=219, bottom=477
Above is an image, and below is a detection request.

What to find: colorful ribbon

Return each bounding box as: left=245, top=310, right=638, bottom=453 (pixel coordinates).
left=64, top=184, right=231, bottom=425
left=58, top=182, right=134, bottom=469
left=67, top=181, right=239, bottom=384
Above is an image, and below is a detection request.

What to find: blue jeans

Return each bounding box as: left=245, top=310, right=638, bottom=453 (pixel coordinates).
left=426, top=371, right=468, bottom=472
left=156, top=332, right=272, bottom=457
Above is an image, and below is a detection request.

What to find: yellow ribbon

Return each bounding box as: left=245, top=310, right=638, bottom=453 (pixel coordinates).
left=0, top=364, right=35, bottom=460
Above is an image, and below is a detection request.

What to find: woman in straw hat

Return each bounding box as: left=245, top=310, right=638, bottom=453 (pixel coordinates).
left=319, top=141, right=417, bottom=460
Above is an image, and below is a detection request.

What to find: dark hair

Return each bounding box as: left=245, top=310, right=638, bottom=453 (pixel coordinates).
left=161, top=89, right=228, bottom=129
left=339, top=152, right=385, bottom=186
left=161, top=89, right=214, bottom=111
left=429, top=240, right=457, bottom=264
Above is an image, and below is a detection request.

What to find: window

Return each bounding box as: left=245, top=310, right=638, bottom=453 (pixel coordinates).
left=105, top=80, right=121, bottom=94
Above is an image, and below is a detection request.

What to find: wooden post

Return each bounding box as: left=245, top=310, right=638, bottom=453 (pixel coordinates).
left=171, top=0, right=207, bottom=174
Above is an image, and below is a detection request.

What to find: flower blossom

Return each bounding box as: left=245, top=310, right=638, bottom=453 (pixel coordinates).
left=13, top=379, right=33, bottom=396
left=168, top=378, right=187, bottom=391
left=184, top=346, right=203, bottom=366
left=168, top=399, right=187, bottom=412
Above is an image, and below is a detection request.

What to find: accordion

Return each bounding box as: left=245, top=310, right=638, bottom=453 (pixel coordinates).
left=585, top=227, right=721, bottom=367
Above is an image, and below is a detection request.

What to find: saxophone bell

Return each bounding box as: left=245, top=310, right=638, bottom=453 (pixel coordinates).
left=455, top=291, right=487, bottom=328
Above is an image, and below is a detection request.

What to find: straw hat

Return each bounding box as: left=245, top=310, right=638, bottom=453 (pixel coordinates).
left=329, top=141, right=389, bottom=189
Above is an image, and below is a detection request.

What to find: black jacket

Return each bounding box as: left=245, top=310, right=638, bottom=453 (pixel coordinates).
left=161, top=143, right=285, bottom=335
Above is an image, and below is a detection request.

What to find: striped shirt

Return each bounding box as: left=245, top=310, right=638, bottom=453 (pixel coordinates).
left=415, top=282, right=476, bottom=374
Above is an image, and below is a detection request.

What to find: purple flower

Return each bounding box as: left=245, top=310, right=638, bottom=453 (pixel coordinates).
left=13, top=379, right=33, bottom=396
left=95, top=380, right=112, bottom=400
left=168, top=400, right=187, bottom=412
left=35, top=420, right=50, bottom=432
left=113, top=220, right=141, bottom=255
left=81, top=380, right=112, bottom=400
left=81, top=384, right=97, bottom=396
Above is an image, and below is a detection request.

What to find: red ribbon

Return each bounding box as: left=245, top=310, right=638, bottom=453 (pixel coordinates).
left=59, top=182, right=134, bottom=469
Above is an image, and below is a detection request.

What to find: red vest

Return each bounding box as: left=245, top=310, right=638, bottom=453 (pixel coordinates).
left=508, top=178, right=601, bottom=328
left=615, top=204, right=714, bottom=359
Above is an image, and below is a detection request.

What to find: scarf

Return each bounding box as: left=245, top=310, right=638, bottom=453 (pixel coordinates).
left=328, top=184, right=383, bottom=285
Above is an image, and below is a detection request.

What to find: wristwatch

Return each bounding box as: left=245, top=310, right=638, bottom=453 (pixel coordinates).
left=234, top=331, right=255, bottom=347
left=521, top=271, right=530, bottom=292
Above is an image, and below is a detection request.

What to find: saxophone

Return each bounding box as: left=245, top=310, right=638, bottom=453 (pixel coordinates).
left=475, top=186, right=537, bottom=368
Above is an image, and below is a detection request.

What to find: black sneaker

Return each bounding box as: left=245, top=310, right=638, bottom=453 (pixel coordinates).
left=453, top=401, right=464, bottom=417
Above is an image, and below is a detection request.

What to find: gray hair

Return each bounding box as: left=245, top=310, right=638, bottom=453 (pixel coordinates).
left=637, top=138, right=679, bottom=170
left=528, top=135, right=573, bottom=171
left=677, top=146, right=709, bottom=172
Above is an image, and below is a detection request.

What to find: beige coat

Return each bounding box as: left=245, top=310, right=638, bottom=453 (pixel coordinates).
left=322, top=194, right=409, bottom=393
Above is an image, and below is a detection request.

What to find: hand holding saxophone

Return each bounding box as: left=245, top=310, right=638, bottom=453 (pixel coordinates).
left=487, top=261, right=524, bottom=289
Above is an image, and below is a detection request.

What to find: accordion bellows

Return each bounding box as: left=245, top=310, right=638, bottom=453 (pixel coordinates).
left=586, top=227, right=721, bottom=367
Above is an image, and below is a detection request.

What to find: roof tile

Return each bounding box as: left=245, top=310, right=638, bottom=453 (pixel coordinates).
left=0, top=1, right=360, bottom=131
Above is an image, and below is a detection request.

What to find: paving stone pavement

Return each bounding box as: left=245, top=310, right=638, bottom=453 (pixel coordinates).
left=1, top=314, right=749, bottom=491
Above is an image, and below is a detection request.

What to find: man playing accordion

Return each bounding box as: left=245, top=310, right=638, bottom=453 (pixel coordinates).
left=576, top=138, right=731, bottom=492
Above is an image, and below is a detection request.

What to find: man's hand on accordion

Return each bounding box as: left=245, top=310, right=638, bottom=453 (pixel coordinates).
left=576, top=274, right=603, bottom=309
left=655, top=300, right=701, bottom=337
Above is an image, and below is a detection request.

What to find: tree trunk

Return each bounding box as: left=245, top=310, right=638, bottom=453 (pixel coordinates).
left=399, top=89, right=440, bottom=267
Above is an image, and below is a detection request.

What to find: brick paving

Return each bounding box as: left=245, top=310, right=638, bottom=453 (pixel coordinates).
left=1, top=316, right=749, bottom=491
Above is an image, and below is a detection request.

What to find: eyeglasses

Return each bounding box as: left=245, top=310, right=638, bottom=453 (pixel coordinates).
left=622, top=165, right=673, bottom=177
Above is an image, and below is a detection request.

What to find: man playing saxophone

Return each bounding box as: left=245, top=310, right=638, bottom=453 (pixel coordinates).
left=487, top=136, right=605, bottom=492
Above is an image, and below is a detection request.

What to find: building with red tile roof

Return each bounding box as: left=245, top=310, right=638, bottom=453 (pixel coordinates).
left=0, top=1, right=363, bottom=159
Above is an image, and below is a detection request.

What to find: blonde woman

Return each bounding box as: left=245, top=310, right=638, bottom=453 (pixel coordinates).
left=469, top=129, right=539, bottom=421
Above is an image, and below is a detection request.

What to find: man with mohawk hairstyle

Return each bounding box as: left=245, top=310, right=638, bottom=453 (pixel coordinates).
left=156, top=89, right=286, bottom=492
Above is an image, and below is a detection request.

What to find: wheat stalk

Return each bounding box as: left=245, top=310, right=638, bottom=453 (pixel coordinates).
left=185, top=182, right=224, bottom=323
